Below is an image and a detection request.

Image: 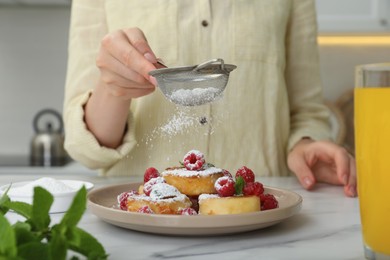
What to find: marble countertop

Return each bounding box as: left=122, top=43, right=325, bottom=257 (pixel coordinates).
left=2, top=174, right=364, bottom=260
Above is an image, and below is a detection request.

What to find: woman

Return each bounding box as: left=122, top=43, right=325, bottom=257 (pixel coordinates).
left=64, top=0, right=357, bottom=197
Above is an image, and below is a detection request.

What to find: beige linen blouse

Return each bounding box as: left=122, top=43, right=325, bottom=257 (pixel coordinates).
left=64, top=0, right=331, bottom=177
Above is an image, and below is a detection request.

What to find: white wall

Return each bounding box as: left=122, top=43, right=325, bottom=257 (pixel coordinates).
left=318, top=45, right=390, bottom=101
left=0, top=6, right=70, bottom=156
left=0, top=6, right=389, bottom=156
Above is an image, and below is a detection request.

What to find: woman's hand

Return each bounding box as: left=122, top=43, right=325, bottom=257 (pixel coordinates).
left=287, top=139, right=357, bottom=197
left=85, top=27, right=162, bottom=148
left=96, top=27, right=161, bottom=100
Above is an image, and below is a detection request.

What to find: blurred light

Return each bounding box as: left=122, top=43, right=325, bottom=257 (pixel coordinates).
left=318, top=35, right=390, bottom=45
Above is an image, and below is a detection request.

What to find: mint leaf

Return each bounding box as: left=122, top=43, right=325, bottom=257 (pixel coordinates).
left=67, top=227, right=107, bottom=259
left=29, top=187, right=53, bottom=231
left=0, top=256, right=21, bottom=260
left=12, top=222, right=36, bottom=246
left=0, top=184, right=11, bottom=205
left=1, top=184, right=106, bottom=260
left=17, top=242, right=49, bottom=260
left=60, top=186, right=86, bottom=228
left=0, top=197, right=10, bottom=215
left=6, top=201, right=32, bottom=220
left=205, top=162, right=215, bottom=168
left=0, top=214, right=17, bottom=258
left=49, top=226, right=67, bottom=260
left=234, top=176, right=245, bottom=195
left=0, top=184, right=11, bottom=215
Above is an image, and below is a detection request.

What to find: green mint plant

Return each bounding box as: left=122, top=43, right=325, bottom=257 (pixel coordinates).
left=0, top=185, right=107, bottom=260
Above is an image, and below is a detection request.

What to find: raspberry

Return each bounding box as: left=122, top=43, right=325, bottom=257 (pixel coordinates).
left=137, top=205, right=154, bottom=214
left=117, top=190, right=138, bottom=210
left=260, top=193, right=279, bottom=210
left=221, top=169, right=232, bottom=178
left=144, top=167, right=160, bottom=183
left=214, top=176, right=236, bottom=197
left=179, top=208, right=198, bottom=215
left=189, top=196, right=199, bottom=212
left=183, top=150, right=205, bottom=170
left=143, top=177, right=165, bottom=196
left=236, top=166, right=255, bottom=183
left=243, top=181, right=264, bottom=197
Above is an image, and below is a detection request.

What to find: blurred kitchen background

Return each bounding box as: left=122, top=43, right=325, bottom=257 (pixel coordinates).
left=0, top=0, right=389, bottom=163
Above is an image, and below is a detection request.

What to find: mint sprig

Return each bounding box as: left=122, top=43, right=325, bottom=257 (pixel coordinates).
left=234, top=176, right=245, bottom=195
left=0, top=185, right=107, bottom=260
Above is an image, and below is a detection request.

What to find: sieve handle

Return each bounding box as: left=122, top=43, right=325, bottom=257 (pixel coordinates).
left=194, top=58, right=225, bottom=71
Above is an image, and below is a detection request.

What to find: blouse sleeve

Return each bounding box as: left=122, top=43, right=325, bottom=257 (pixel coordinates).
left=63, top=0, right=136, bottom=170
left=285, top=0, right=331, bottom=152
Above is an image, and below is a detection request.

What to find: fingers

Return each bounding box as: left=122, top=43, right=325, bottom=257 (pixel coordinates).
left=101, top=70, right=155, bottom=98
left=344, top=155, right=357, bottom=197
left=308, top=142, right=349, bottom=185
left=311, top=162, right=341, bottom=185
left=123, top=28, right=156, bottom=61
left=332, top=146, right=350, bottom=186
left=97, top=47, right=151, bottom=85
left=97, top=45, right=156, bottom=99
left=288, top=140, right=358, bottom=198
left=107, top=84, right=155, bottom=99
left=313, top=142, right=357, bottom=197
left=96, top=28, right=161, bottom=99
left=288, top=152, right=316, bottom=190
left=100, top=28, right=157, bottom=81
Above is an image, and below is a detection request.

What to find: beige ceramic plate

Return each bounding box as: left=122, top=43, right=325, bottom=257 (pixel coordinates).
left=87, top=182, right=302, bottom=236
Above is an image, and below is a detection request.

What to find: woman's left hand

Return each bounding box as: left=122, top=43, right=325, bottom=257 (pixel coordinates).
left=287, top=139, right=357, bottom=197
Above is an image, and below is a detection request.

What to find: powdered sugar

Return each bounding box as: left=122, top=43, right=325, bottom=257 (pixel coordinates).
left=141, top=107, right=220, bottom=155
left=161, top=167, right=223, bottom=177
left=127, top=183, right=189, bottom=204
left=160, top=110, right=198, bottom=136
left=168, top=87, right=221, bottom=106
left=184, top=149, right=203, bottom=157
left=149, top=183, right=182, bottom=200
left=139, top=96, right=226, bottom=159
left=7, top=177, right=78, bottom=196
left=198, top=194, right=220, bottom=202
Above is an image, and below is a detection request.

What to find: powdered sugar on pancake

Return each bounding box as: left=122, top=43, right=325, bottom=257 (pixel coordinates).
left=127, top=183, right=189, bottom=204
left=149, top=183, right=182, bottom=200
left=161, top=167, right=222, bottom=177
left=198, top=194, right=220, bottom=202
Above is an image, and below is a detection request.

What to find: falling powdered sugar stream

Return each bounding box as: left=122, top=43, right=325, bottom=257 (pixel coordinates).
left=136, top=105, right=226, bottom=166
left=141, top=105, right=226, bottom=148
left=160, top=110, right=198, bottom=136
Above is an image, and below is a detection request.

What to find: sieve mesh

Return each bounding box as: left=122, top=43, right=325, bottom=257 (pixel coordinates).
left=149, top=59, right=236, bottom=106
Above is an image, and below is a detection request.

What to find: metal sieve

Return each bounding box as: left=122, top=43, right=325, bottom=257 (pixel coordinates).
left=148, top=58, right=237, bottom=106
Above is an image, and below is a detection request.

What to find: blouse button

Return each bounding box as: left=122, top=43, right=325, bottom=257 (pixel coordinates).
left=201, top=20, right=209, bottom=27
left=199, top=116, right=208, bottom=125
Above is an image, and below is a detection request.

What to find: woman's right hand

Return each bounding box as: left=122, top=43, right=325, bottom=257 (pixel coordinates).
left=84, top=28, right=162, bottom=149
left=95, top=27, right=161, bottom=100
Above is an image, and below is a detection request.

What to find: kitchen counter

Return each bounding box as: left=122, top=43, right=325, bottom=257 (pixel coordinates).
left=2, top=174, right=364, bottom=260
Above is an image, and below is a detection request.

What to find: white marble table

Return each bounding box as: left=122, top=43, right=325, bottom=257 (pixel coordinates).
left=2, top=174, right=364, bottom=260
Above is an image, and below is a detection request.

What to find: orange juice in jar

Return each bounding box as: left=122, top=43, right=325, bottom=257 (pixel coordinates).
left=354, top=63, right=390, bottom=259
